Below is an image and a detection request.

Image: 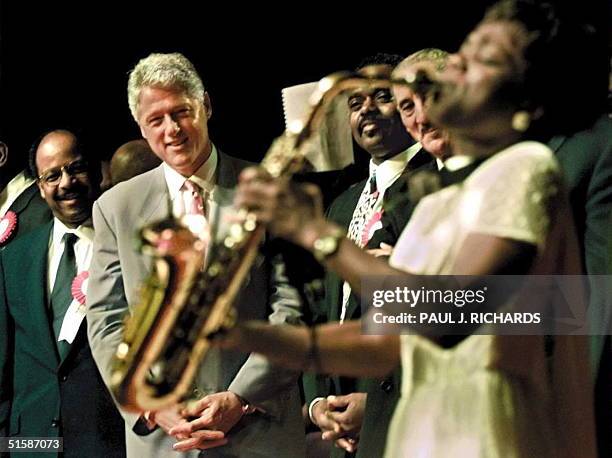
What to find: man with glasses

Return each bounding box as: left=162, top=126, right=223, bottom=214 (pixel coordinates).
left=0, top=129, right=125, bottom=457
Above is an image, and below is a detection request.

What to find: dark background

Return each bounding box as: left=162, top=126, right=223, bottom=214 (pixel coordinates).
left=0, top=1, right=609, bottom=173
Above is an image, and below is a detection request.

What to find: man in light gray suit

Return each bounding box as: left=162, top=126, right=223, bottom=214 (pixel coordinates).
left=87, top=52, right=305, bottom=457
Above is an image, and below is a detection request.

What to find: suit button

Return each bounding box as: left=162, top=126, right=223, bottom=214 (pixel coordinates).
left=51, top=418, right=60, bottom=427
left=380, top=379, right=393, bottom=393
left=60, top=374, right=68, bottom=382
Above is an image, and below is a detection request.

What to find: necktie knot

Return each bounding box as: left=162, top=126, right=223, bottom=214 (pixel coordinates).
left=182, top=179, right=200, bottom=194
left=369, top=174, right=377, bottom=194
left=63, top=232, right=78, bottom=247
left=182, top=179, right=205, bottom=216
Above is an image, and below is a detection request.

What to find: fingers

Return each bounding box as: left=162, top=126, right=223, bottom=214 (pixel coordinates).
left=335, top=437, right=358, bottom=453
left=172, top=430, right=227, bottom=452
left=238, top=166, right=271, bottom=184
left=150, top=405, right=188, bottom=434
left=321, top=427, right=344, bottom=441
left=326, top=394, right=350, bottom=410
left=181, top=396, right=213, bottom=418
left=301, top=183, right=324, bottom=216
left=169, top=413, right=216, bottom=437
left=367, top=242, right=394, bottom=258
left=316, top=414, right=341, bottom=434
left=326, top=409, right=348, bottom=424
left=235, top=178, right=289, bottom=226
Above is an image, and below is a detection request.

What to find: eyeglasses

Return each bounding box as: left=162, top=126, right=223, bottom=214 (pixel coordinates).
left=38, top=159, right=89, bottom=186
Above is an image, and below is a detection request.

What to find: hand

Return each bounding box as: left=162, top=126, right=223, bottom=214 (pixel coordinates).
left=310, top=398, right=341, bottom=435
left=367, top=242, right=394, bottom=258
left=169, top=391, right=243, bottom=451
left=335, top=437, right=359, bottom=453
left=235, top=167, right=324, bottom=242
left=146, top=403, right=189, bottom=439
left=171, top=430, right=227, bottom=453
left=321, top=393, right=367, bottom=450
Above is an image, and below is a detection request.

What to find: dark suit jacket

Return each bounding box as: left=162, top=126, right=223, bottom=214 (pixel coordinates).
left=551, top=114, right=612, bottom=458
left=551, top=115, right=612, bottom=278
left=0, top=221, right=125, bottom=458
left=1, top=182, right=52, bottom=247
left=303, top=148, right=434, bottom=457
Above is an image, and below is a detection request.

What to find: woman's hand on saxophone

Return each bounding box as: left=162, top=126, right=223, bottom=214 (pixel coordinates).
left=235, top=166, right=326, bottom=247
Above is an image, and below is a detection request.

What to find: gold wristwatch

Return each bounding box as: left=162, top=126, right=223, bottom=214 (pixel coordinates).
left=312, top=226, right=345, bottom=262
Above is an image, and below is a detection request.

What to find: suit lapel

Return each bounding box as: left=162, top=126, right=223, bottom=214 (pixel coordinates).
left=58, top=320, right=87, bottom=371
left=407, top=147, right=435, bottom=170
left=325, top=182, right=367, bottom=321
left=140, top=165, right=171, bottom=225
left=9, top=182, right=38, bottom=214
left=141, top=153, right=239, bottom=227
left=215, top=150, right=240, bottom=188
left=18, top=222, right=61, bottom=368
left=548, top=135, right=568, bottom=153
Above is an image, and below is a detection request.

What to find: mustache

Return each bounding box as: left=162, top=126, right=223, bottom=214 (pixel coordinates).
left=359, top=114, right=386, bottom=131
left=55, top=185, right=89, bottom=201
left=420, top=121, right=440, bottom=135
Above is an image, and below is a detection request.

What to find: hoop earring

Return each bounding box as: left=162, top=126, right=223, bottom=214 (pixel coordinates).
left=512, top=111, right=531, bottom=132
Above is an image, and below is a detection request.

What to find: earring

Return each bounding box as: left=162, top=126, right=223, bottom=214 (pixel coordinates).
left=512, top=111, right=531, bottom=132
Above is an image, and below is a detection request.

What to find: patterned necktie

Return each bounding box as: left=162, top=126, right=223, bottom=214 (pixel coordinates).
left=50, top=232, right=77, bottom=358
left=347, top=174, right=379, bottom=248
left=181, top=180, right=210, bottom=266
left=182, top=179, right=205, bottom=217
left=341, top=174, right=379, bottom=323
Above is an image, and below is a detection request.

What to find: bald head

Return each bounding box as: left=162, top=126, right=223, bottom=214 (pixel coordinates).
left=29, top=129, right=78, bottom=178
left=33, top=129, right=97, bottom=227
left=110, top=139, right=161, bottom=185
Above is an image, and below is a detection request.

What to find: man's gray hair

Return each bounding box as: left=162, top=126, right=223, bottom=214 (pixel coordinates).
left=127, top=52, right=205, bottom=121
left=392, top=48, right=449, bottom=80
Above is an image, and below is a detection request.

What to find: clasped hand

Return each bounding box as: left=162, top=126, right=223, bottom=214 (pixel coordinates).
left=148, top=391, right=245, bottom=452
left=312, top=392, right=367, bottom=453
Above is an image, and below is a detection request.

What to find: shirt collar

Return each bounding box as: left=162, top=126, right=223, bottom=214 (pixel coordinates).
left=368, top=142, right=422, bottom=193
left=52, top=217, right=94, bottom=245
left=163, top=144, right=218, bottom=200
left=444, top=154, right=477, bottom=172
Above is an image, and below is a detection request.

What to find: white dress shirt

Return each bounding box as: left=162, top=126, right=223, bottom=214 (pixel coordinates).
left=47, top=217, right=94, bottom=344
left=340, top=142, right=422, bottom=322
left=163, top=144, right=218, bottom=219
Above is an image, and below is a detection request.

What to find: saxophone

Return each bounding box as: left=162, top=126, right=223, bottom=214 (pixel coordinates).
left=109, top=65, right=436, bottom=412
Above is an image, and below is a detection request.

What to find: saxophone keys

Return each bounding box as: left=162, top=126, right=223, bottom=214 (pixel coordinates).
left=116, top=342, right=130, bottom=359
left=229, top=223, right=244, bottom=239
left=244, top=214, right=257, bottom=232
left=222, top=307, right=237, bottom=330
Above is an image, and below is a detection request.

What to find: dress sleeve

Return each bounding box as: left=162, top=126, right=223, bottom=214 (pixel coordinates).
left=465, top=143, right=562, bottom=250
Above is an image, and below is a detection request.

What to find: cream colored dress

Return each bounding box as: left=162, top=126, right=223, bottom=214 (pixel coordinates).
left=383, top=142, right=596, bottom=458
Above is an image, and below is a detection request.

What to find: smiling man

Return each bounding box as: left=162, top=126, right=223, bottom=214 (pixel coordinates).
left=86, top=53, right=304, bottom=458
left=393, top=49, right=452, bottom=165
left=0, top=129, right=125, bottom=457
left=303, top=55, right=437, bottom=457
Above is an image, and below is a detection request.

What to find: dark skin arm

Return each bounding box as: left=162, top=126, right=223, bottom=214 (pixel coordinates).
left=220, top=167, right=536, bottom=379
